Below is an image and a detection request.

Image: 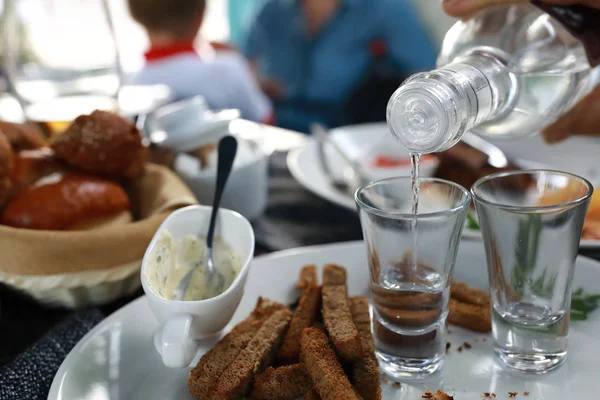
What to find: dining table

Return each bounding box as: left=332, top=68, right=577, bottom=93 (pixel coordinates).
left=0, top=118, right=365, bottom=399
left=1, top=116, right=600, bottom=400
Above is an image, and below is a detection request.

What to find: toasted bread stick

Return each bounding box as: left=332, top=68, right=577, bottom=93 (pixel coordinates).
left=451, top=282, right=490, bottom=307
left=188, top=298, right=285, bottom=399
left=448, top=299, right=491, bottom=333
left=322, top=265, right=363, bottom=362
left=300, top=328, right=363, bottom=400
left=371, top=283, right=441, bottom=310
left=349, top=297, right=381, bottom=400
left=304, top=390, right=321, bottom=400
left=278, top=285, right=321, bottom=364
left=297, top=265, right=318, bottom=290
left=322, top=264, right=347, bottom=286
left=252, top=364, right=312, bottom=400
left=211, top=308, right=292, bottom=399
left=375, top=305, right=442, bottom=327
left=311, top=321, right=326, bottom=332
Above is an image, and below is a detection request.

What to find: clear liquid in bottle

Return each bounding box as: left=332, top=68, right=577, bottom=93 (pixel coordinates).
left=387, top=3, right=596, bottom=154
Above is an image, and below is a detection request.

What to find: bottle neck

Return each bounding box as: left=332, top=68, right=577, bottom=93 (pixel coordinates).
left=387, top=53, right=514, bottom=154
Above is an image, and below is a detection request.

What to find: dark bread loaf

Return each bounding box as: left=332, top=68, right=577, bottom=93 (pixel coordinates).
left=1, top=172, right=130, bottom=230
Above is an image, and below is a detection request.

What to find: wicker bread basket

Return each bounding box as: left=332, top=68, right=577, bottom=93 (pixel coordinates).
left=0, top=164, right=198, bottom=308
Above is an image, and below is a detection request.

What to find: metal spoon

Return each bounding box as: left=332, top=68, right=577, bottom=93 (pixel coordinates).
left=461, top=132, right=508, bottom=168
left=311, top=123, right=367, bottom=196
left=174, top=135, right=238, bottom=301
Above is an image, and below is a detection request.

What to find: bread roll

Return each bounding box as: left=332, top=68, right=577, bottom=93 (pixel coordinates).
left=0, top=132, right=13, bottom=207
left=9, top=147, right=66, bottom=197
left=51, top=110, right=148, bottom=180
left=1, top=172, right=130, bottom=230
left=0, top=121, right=46, bottom=152
left=0, top=131, right=13, bottom=179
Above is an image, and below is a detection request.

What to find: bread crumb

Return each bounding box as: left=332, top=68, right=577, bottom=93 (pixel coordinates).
left=464, top=342, right=472, bottom=349
left=482, top=338, right=487, bottom=342
left=509, top=392, right=518, bottom=398
left=524, top=392, right=530, bottom=396
left=393, top=382, right=401, bottom=388
left=422, top=388, right=454, bottom=400
left=457, top=346, right=463, bottom=352
left=446, top=342, right=451, bottom=352
left=383, top=376, right=389, bottom=383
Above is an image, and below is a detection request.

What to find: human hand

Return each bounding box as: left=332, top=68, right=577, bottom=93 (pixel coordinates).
left=210, top=41, right=238, bottom=52
left=542, top=85, right=600, bottom=143
left=260, top=78, right=286, bottom=100
left=442, top=0, right=600, bottom=18
left=442, top=0, right=600, bottom=143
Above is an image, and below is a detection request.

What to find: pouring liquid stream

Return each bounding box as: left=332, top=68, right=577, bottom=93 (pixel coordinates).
left=410, top=152, right=420, bottom=271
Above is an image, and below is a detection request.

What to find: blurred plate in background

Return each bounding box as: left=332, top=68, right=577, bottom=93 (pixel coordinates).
left=0, top=84, right=173, bottom=124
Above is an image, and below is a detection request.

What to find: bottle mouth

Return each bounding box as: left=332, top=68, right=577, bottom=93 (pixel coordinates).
left=386, top=84, right=450, bottom=154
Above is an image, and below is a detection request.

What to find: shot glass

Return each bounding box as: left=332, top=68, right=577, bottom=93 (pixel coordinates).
left=355, top=177, right=471, bottom=379
left=472, top=170, right=593, bottom=373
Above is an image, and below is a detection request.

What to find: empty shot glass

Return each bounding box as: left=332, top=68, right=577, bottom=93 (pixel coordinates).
left=355, top=177, right=471, bottom=379
left=472, top=170, right=593, bottom=373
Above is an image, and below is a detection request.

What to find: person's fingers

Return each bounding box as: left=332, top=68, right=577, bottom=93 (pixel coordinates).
left=540, top=0, right=600, bottom=6
left=442, top=0, right=600, bottom=18
left=542, top=85, right=600, bottom=143
left=442, top=0, right=526, bottom=18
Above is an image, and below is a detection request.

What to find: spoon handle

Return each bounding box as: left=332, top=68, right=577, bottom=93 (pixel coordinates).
left=206, top=135, right=238, bottom=249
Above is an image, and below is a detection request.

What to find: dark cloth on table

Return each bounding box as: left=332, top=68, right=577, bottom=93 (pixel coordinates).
left=253, top=151, right=363, bottom=250
left=0, top=308, right=104, bottom=400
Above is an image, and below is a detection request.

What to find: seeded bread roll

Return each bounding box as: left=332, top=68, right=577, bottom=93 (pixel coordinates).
left=51, top=110, right=148, bottom=180
left=0, top=132, right=13, bottom=207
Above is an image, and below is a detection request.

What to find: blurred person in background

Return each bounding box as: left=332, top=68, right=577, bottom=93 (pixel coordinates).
left=127, top=0, right=272, bottom=123
left=443, top=0, right=600, bottom=143
left=243, top=0, right=437, bottom=133
left=228, top=0, right=263, bottom=48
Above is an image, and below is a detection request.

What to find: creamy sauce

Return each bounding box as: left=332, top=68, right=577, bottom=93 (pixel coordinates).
left=145, top=230, right=243, bottom=301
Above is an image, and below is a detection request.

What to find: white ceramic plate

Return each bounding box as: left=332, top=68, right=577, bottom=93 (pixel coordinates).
left=49, top=241, right=600, bottom=400
left=288, top=123, right=439, bottom=211
left=288, top=123, right=553, bottom=211
left=288, top=123, right=558, bottom=220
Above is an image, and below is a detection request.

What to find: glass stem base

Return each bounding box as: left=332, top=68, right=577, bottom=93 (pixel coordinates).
left=494, top=347, right=567, bottom=373
left=376, top=350, right=443, bottom=380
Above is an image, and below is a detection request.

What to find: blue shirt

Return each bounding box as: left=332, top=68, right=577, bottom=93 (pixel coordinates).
left=243, top=0, right=437, bottom=132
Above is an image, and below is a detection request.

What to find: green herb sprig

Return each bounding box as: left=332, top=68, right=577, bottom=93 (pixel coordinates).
left=510, top=215, right=542, bottom=296
left=466, top=212, right=480, bottom=230
left=571, top=288, right=600, bottom=321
